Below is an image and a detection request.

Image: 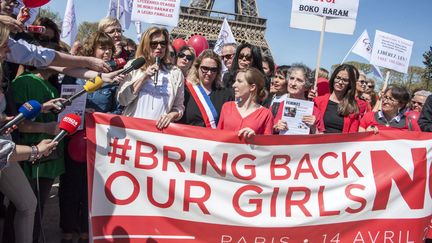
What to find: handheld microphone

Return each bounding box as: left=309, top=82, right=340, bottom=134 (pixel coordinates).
left=52, top=113, right=81, bottom=143
left=25, top=25, right=46, bottom=34
left=118, top=57, right=146, bottom=75
left=0, top=100, right=41, bottom=134
left=106, top=58, right=127, bottom=71
left=154, top=57, right=161, bottom=86
left=52, top=76, right=104, bottom=113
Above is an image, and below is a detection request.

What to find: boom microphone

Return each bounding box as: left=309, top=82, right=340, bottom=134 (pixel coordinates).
left=154, top=56, right=161, bottom=86
left=0, top=100, right=41, bottom=134
left=119, top=57, right=146, bottom=75
left=52, top=113, right=81, bottom=143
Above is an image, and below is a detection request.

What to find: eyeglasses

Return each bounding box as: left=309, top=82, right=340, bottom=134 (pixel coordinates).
left=383, top=95, right=398, bottom=103
left=335, top=76, right=350, bottom=83
left=105, top=28, right=123, bottom=35
left=221, top=54, right=234, bottom=60
left=150, top=41, right=167, bottom=49
left=238, top=54, right=252, bottom=61
left=3, top=0, right=19, bottom=6
left=411, top=100, right=424, bottom=107
left=178, top=52, right=193, bottom=61
left=368, top=85, right=375, bottom=89
left=357, top=80, right=367, bottom=85
left=200, top=66, right=218, bottom=74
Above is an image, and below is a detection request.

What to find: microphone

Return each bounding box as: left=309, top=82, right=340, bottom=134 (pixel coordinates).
left=0, top=100, right=41, bottom=134
left=52, top=113, right=81, bottom=143
left=154, top=57, right=161, bottom=86
left=118, top=57, right=146, bottom=75
left=25, top=25, right=46, bottom=34
left=52, top=76, right=104, bottom=113
left=106, top=58, right=127, bottom=71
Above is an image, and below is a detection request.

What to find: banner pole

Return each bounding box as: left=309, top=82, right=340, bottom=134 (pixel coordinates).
left=117, top=0, right=120, bottom=19
left=314, top=16, right=327, bottom=90
left=382, top=70, right=391, bottom=94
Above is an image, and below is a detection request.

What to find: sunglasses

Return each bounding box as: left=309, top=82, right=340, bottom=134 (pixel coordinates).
left=178, top=52, right=193, bottom=61
left=368, top=85, right=375, bottom=89
left=105, top=28, right=123, bottom=35
left=358, top=80, right=366, bottom=85
left=150, top=41, right=167, bottom=49
left=200, top=66, right=218, bottom=74
left=238, top=54, right=252, bottom=61
left=221, top=54, right=234, bottom=60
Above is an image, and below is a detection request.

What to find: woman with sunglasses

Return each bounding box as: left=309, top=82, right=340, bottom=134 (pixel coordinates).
left=359, top=86, right=420, bottom=132
left=223, top=43, right=265, bottom=89
left=117, top=26, right=184, bottom=129
left=218, top=67, right=273, bottom=137
left=180, top=50, right=233, bottom=128
left=176, top=45, right=195, bottom=77
left=313, top=64, right=368, bottom=133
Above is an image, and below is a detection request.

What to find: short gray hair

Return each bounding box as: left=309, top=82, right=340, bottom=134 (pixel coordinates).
left=288, top=63, right=313, bottom=89
left=414, top=90, right=432, bottom=98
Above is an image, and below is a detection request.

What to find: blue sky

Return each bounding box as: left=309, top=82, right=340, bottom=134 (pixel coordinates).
left=43, top=0, right=431, bottom=72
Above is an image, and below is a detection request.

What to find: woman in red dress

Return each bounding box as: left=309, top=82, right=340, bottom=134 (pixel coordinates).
left=217, top=67, right=274, bottom=137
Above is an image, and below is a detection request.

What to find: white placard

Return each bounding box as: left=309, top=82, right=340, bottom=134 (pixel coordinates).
left=370, top=30, right=413, bottom=74
left=58, top=85, right=87, bottom=130
left=131, top=0, right=181, bottom=27
left=292, top=0, right=359, bottom=19
left=280, top=98, right=314, bottom=135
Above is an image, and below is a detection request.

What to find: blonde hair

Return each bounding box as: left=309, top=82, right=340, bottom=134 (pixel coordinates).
left=98, top=17, right=121, bottom=32
left=187, top=49, right=223, bottom=89
left=0, top=22, right=10, bottom=47
left=136, top=26, right=170, bottom=69
left=237, top=67, right=266, bottom=102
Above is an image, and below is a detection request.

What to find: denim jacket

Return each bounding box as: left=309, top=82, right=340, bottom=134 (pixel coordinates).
left=76, top=79, right=123, bottom=114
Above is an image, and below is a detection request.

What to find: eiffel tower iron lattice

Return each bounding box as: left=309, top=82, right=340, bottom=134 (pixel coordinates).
left=171, top=0, right=270, bottom=54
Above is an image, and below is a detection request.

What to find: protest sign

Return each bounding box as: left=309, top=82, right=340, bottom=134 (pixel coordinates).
left=58, top=85, right=86, bottom=130
left=131, top=0, right=181, bottom=27
left=290, top=0, right=359, bottom=34
left=280, top=98, right=314, bottom=135
left=87, top=113, right=432, bottom=242
left=370, top=30, right=414, bottom=74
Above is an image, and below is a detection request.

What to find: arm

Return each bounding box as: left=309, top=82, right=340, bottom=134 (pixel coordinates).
left=9, top=140, right=57, bottom=163
left=418, top=96, right=432, bottom=132
left=50, top=52, right=110, bottom=73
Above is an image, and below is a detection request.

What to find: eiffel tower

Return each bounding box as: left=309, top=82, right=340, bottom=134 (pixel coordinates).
left=171, top=0, right=270, bottom=54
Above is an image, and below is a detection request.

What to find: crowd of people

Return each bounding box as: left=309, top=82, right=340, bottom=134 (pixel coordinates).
left=0, top=2, right=432, bottom=243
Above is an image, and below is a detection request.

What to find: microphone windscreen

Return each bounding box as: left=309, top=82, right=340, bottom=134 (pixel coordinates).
left=59, top=113, right=81, bottom=134
left=130, top=57, right=146, bottom=70
left=18, top=100, right=42, bottom=119
left=83, top=75, right=104, bottom=92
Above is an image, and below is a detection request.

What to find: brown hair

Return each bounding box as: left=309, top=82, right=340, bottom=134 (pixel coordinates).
left=135, top=26, right=170, bottom=69
left=329, top=64, right=359, bottom=116
left=79, top=32, right=114, bottom=57
left=237, top=67, right=266, bottom=103
left=187, top=49, right=223, bottom=89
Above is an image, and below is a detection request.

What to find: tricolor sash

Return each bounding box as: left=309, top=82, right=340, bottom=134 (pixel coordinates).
left=186, top=81, right=218, bottom=128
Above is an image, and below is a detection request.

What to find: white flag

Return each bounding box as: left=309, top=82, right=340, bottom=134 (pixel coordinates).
left=213, top=18, right=236, bottom=55
left=122, top=0, right=133, bottom=29
left=107, top=0, right=117, bottom=18
left=60, top=0, right=77, bottom=47
left=351, top=30, right=372, bottom=61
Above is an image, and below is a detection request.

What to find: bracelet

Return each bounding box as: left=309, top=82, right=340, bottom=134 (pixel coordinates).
left=28, top=145, right=39, bottom=162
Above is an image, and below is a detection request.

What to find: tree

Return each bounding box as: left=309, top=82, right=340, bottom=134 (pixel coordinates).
left=76, top=22, right=99, bottom=43
left=38, top=7, right=62, bottom=27
left=423, top=46, right=432, bottom=90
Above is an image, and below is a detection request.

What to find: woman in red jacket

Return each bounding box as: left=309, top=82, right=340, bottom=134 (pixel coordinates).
left=359, top=86, right=420, bottom=132
left=314, top=64, right=367, bottom=133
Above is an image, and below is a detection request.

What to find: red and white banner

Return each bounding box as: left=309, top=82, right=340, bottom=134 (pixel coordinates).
left=87, top=113, right=432, bottom=243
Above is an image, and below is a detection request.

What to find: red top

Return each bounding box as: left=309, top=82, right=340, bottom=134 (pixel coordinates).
left=217, top=101, right=274, bottom=135
left=314, top=93, right=368, bottom=133
left=359, top=111, right=421, bottom=131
